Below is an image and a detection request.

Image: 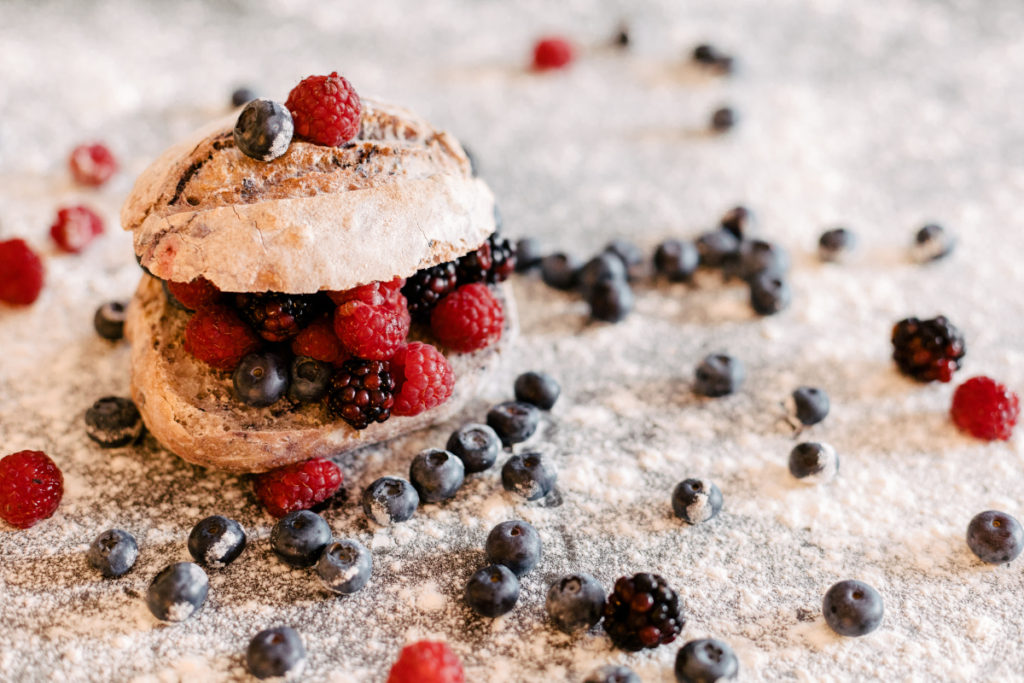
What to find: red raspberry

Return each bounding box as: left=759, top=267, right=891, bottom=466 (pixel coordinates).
left=430, top=283, right=504, bottom=353
left=253, top=457, right=343, bottom=518
left=285, top=72, right=362, bottom=147
left=532, top=37, right=574, bottom=71
left=0, top=238, right=45, bottom=306
left=69, top=143, right=118, bottom=187
left=291, top=315, right=347, bottom=364
left=391, top=342, right=455, bottom=417
left=183, top=304, right=262, bottom=370
left=333, top=295, right=411, bottom=361
left=50, top=205, right=104, bottom=253
left=327, top=277, right=405, bottom=307
left=166, top=277, right=221, bottom=310
left=387, top=641, right=465, bottom=683
left=951, top=376, right=1020, bottom=441
left=0, top=450, right=63, bottom=529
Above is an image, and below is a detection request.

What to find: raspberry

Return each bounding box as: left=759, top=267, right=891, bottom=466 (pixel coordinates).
left=891, top=315, right=966, bottom=383
left=532, top=37, right=574, bottom=71
left=0, top=239, right=45, bottom=306
left=391, top=342, right=455, bottom=417
left=326, top=359, right=395, bottom=430
left=50, top=205, right=104, bottom=253
left=387, top=641, right=465, bottom=683
left=252, top=457, right=343, bottom=518
left=69, top=143, right=118, bottom=187
left=430, top=283, right=504, bottom=353
left=333, top=296, right=410, bottom=361
left=487, top=233, right=517, bottom=283
left=951, top=376, right=1020, bottom=441
left=0, top=450, right=63, bottom=529
left=184, top=304, right=263, bottom=370
left=291, top=315, right=347, bottom=363
left=235, top=292, right=323, bottom=342
left=456, top=241, right=493, bottom=285
left=603, top=573, right=685, bottom=652
left=165, top=277, right=221, bottom=310
left=328, top=277, right=405, bottom=307
left=285, top=72, right=362, bottom=147
left=402, top=262, right=458, bottom=322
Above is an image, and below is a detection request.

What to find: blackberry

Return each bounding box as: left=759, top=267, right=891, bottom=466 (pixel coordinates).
left=891, top=316, right=965, bottom=383
left=456, top=241, right=493, bottom=284
left=234, top=292, right=321, bottom=342
left=488, top=232, right=517, bottom=282
left=603, top=573, right=684, bottom=651
left=402, top=262, right=458, bottom=322
left=326, top=359, right=395, bottom=430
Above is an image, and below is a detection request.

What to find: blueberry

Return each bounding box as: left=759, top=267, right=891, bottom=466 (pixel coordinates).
left=654, top=239, right=699, bottom=282
left=288, top=356, right=330, bottom=403
left=818, top=227, right=857, bottom=263
left=409, top=448, right=465, bottom=503
left=487, top=401, right=541, bottom=446
left=733, top=239, right=789, bottom=281
left=587, top=278, right=634, bottom=323
left=93, top=301, right=127, bottom=341
left=233, top=98, right=294, bottom=162
left=187, top=515, right=246, bottom=568
left=912, top=223, right=956, bottom=263
left=546, top=573, right=605, bottom=633
left=85, top=396, right=143, bottom=448
left=966, top=510, right=1024, bottom=564
left=270, top=510, right=331, bottom=568
left=675, top=638, right=739, bottom=682
left=710, top=106, right=737, bottom=132
left=719, top=205, right=755, bottom=240
left=464, top=564, right=520, bottom=617
left=361, top=476, right=419, bottom=525
left=694, top=353, right=744, bottom=397
left=584, top=665, right=641, bottom=683
left=87, top=528, right=138, bottom=578
left=749, top=271, right=792, bottom=315
left=146, top=562, right=209, bottom=622
left=788, top=442, right=839, bottom=484
left=514, top=371, right=561, bottom=410
left=578, top=253, right=627, bottom=298
left=515, top=237, right=542, bottom=272
left=692, top=44, right=735, bottom=75
left=501, top=452, right=557, bottom=501
left=233, top=352, right=289, bottom=407
left=604, top=239, right=645, bottom=280
left=695, top=230, right=740, bottom=268
left=822, top=580, right=884, bottom=637
left=446, top=423, right=501, bottom=473
left=672, top=478, right=724, bottom=524
left=790, top=386, right=830, bottom=426
left=317, top=539, right=372, bottom=594
left=231, top=86, right=257, bottom=108
left=485, top=520, right=541, bottom=577
left=540, top=253, right=579, bottom=290
left=246, top=626, right=306, bottom=680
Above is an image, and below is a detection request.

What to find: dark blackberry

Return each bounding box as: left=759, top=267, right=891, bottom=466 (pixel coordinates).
left=603, top=573, right=684, bottom=651
left=456, top=241, right=493, bottom=284
left=234, top=292, right=321, bottom=342
left=891, top=316, right=965, bottom=383
left=402, top=262, right=458, bottom=322
left=488, top=233, right=517, bottom=282
left=326, top=359, right=395, bottom=430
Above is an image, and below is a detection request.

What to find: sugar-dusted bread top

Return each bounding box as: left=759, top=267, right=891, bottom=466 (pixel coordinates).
left=121, top=97, right=495, bottom=294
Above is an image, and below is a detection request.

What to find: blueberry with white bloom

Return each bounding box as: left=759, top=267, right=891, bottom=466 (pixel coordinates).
left=316, top=539, right=372, bottom=594
left=788, top=442, right=839, bottom=484
left=501, top=452, right=557, bottom=501
left=146, top=562, right=209, bottom=622
left=789, top=386, right=830, bottom=426
left=911, top=223, right=956, bottom=263
left=187, top=515, right=246, bottom=568
left=87, top=528, right=138, bottom=578
left=546, top=573, right=605, bottom=633
left=675, top=638, right=739, bottom=682
left=246, top=626, right=306, bottom=680
left=818, top=227, right=857, bottom=262
left=447, top=423, right=502, bottom=473
left=361, top=476, right=419, bottom=525
left=672, top=478, right=723, bottom=524
left=409, top=448, right=465, bottom=503
left=485, top=520, right=541, bottom=577
left=694, top=353, right=744, bottom=397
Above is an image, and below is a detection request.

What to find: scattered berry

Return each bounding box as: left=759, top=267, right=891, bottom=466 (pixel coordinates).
left=710, top=106, right=737, bottom=132
left=50, top=205, right=103, bottom=253
left=253, top=457, right=342, bottom=519
left=326, top=359, right=395, bottom=430
left=183, top=304, right=262, bottom=371
left=671, top=478, right=723, bottom=524
left=692, top=44, right=735, bottom=74
left=540, top=253, right=579, bottom=290
left=386, top=640, right=465, bottom=683
left=69, top=143, right=117, bottom=186
left=966, top=510, right=1023, bottom=564
left=146, top=562, right=209, bottom=622
left=455, top=241, right=493, bottom=285
left=950, top=376, right=1020, bottom=441
left=93, top=300, right=127, bottom=341
left=233, top=352, right=289, bottom=406
left=749, top=272, right=792, bottom=315
left=165, top=277, right=221, bottom=311
left=695, top=230, right=740, bottom=268
left=446, top=423, right=501, bottom=473
left=675, top=638, right=740, bottom=682
left=546, top=573, right=605, bottom=633
left=0, top=450, right=63, bottom=529
left=236, top=292, right=322, bottom=343
left=789, top=386, right=830, bottom=426
left=465, top=564, right=520, bottom=617
left=291, top=315, right=346, bottom=364
left=317, top=539, right=373, bottom=594
left=234, top=98, right=294, bottom=162
left=231, top=86, right=257, bottom=107
left=891, top=315, right=965, bottom=383
left=532, top=37, right=574, bottom=71
left=694, top=353, right=745, bottom=397
left=0, top=238, right=44, bottom=306
left=818, top=227, right=857, bottom=262
left=588, top=278, right=634, bottom=323
left=410, top=448, right=465, bottom=504
left=391, top=342, right=455, bottom=417
left=613, top=23, right=631, bottom=48
left=486, top=520, right=541, bottom=577
left=734, top=239, right=789, bottom=282
left=654, top=240, right=699, bottom=282
left=603, top=573, right=684, bottom=651
left=514, top=371, right=561, bottom=410
left=288, top=356, right=331, bottom=403
left=247, top=626, right=307, bottom=680
left=431, top=283, right=504, bottom=353
left=270, top=510, right=332, bottom=568
left=788, top=442, right=839, bottom=484
left=188, top=515, right=247, bottom=568
left=487, top=401, right=541, bottom=446
left=719, top=205, right=755, bottom=239
left=87, top=528, right=138, bottom=578
left=362, top=476, right=419, bottom=525
left=403, top=262, right=458, bottom=322
left=912, top=223, right=956, bottom=263
left=604, top=239, right=645, bottom=280
left=85, top=396, right=143, bottom=448
left=487, top=232, right=517, bottom=282
left=822, top=580, right=884, bottom=637
left=515, top=237, right=542, bottom=272
left=334, top=296, right=410, bottom=360
left=501, top=452, right=557, bottom=501
left=584, top=665, right=641, bottom=683
left=285, top=72, right=362, bottom=146
left=578, top=253, right=627, bottom=299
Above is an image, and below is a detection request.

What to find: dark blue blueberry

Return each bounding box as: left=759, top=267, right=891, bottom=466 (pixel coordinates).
left=288, top=356, right=331, bottom=403
left=790, top=386, right=830, bottom=426
left=233, top=98, right=294, bottom=162
left=93, top=301, right=127, bottom=341
left=604, top=239, right=645, bottom=280
left=587, top=278, right=634, bottom=323
left=446, top=423, right=501, bottom=473
left=514, top=371, right=561, bottom=410
left=233, top=352, right=289, bottom=407
left=578, top=252, right=628, bottom=298
left=733, top=239, right=789, bottom=281
left=966, top=510, right=1023, bottom=564
left=316, top=539, right=372, bottom=594
left=87, top=528, right=138, bottom=578
left=654, top=239, right=700, bottom=282
left=675, top=638, right=739, bottom=682
left=749, top=271, right=791, bottom=315
left=146, top=562, right=209, bottom=622
left=694, top=353, right=744, bottom=397
left=584, top=665, right=641, bottom=683
left=692, top=44, right=735, bottom=74
left=464, top=564, right=520, bottom=617
left=515, top=237, right=542, bottom=272
left=818, top=227, right=857, bottom=262
left=695, top=230, right=740, bottom=268
left=246, top=626, right=306, bottom=680
left=270, top=510, right=332, bottom=568
left=409, top=448, right=465, bottom=503
left=912, top=223, right=956, bottom=262
left=85, top=396, right=143, bottom=448
left=710, top=106, right=737, bottom=132
left=672, top=478, right=723, bottom=524
left=719, top=205, right=755, bottom=240
left=822, top=580, right=884, bottom=636
left=487, top=401, right=541, bottom=446
left=231, top=86, right=257, bottom=108
left=501, top=452, right=557, bottom=501
left=540, top=253, right=579, bottom=290
left=361, top=476, right=419, bottom=525
left=187, top=515, right=246, bottom=568
left=788, top=442, right=839, bottom=483
left=546, top=573, right=605, bottom=633
left=485, top=520, right=541, bottom=577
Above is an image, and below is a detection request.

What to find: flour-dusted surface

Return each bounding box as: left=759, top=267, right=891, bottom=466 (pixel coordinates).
left=2, top=1, right=1024, bottom=681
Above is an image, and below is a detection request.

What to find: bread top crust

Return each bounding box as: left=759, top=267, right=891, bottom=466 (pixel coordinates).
left=121, top=97, right=495, bottom=293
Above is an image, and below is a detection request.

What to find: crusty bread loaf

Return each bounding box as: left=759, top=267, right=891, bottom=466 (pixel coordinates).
left=125, top=275, right=517, bottom=472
